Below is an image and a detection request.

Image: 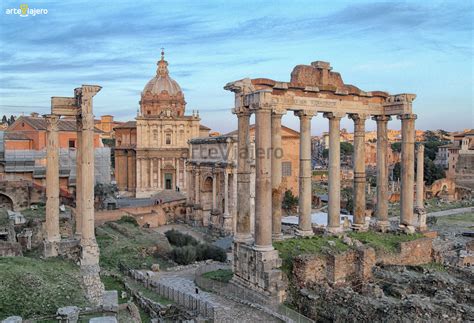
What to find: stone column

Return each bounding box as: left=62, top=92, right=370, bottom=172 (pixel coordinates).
left=212, top=170, right=217, bottom=210
left=80, top=85, right=102, bottom=266
left=75, top=115, right=83, bottom=237
left=224, top=169, right=229, bottom=216
left=136, top=158, right=141, bottom=189
left=349, top=114, right=367, bottom=230
left=271, top=110, right=285, bottom=240
left=254, top=107, right=273, bottom=250
left=373, top=116, right=391, bottom=231
left=186, top=165, right=193, bottom=204
left=324, top=112, right=344, bottom=233
left=398, top=114, right=417, bottom=232
left=416, top=144, right=427, bottom=231
left=194, top=166, right=200, bottom=203
left=234, top=110, right=252, bottom=243
left=295, top=110, right=316, bottom=236
left=45, top=114, right=61, bottom=253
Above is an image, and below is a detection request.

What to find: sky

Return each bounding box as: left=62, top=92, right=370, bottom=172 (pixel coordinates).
left=0, top=0, right=472, bottom=135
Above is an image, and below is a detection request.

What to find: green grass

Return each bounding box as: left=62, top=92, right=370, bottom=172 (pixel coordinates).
left=96, top=221, right=173, bottom=272
left=419, top=262, right=447, bottom=272
left=436, top=212, right=474, bottom=229
left=101, top=275, right=128, bottom=304
left=202, top=269, right=233, bottom=283
left=21, top=205, right=46, bottom=220
left=0, top=257, right=89, bottom=320
left=424, top=198, right=473, bottom=213
left=274, top=236, right=349, bottom=274
left=348, top=231, right=424, bottom=253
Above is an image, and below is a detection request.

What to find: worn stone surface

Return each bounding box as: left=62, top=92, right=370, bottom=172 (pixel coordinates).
left=1, top=316, right=22, bottom=323
left=56, top=306, right=80, bottom=323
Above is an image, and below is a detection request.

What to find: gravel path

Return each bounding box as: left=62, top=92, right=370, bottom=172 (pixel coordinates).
left=389, top=206, right=473, bottom=221
left=149, top=268, right=281, bottom=322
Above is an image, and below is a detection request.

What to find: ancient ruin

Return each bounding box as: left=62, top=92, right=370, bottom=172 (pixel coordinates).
left=44, top=85, right=105, bottom=305
left=225, top=61, right=422, bottom=303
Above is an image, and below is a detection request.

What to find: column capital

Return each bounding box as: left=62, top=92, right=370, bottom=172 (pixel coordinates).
left=44, top=114, right=60, bottom=132
left=417, top=143, right=425, bottom=152
left=294, top=110, right=317, bottom=118
left=397, top=113, right=417, bottom=121
left=323, top=111, right=345, bottom=120
left=348, top=113, right=369, bottom=122
left=372, top=115, right=392, bottom=122
left=232, top=107, right=252, bottom=117
left=272, top=108, right=287, bottom=117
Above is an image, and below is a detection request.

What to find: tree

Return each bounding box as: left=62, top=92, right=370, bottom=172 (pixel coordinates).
left=94, top=183, right=118, bottom=210
left=340, top=142, right=354, bottom=156
left=8, top=115, right=15, bottom=125
left=391, top=142, right=402, bottom=153
left=422, top=157, right=445, bottom=185
left=1, top=115, right=7, bottom=124
left=341, top=187, right=353, bottom=214
left=282, top=190, right=298, bottom=214
left=392, top=162, right=401, bottom=181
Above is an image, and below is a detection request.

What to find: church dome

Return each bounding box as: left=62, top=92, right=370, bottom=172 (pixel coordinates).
left=140, top=50, right=186, bottom=117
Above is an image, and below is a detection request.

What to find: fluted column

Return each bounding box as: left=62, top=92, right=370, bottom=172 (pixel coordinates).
left=271, top=110, right=285, bottom=240
left=254, top=107, right=273, bottom=250
left=295, top=110, right=316, bottom=236
left=234, top=109, right=252, bottom=243
left=398, top=114, right=417, bottom=232
left=75, top=115, right=83, bottom=237
left=416, top=144, right=427, bottom=231
left=373, top=115, right=391, bottom=231
left=349, top=114, right=367, bottom=230
left=324, top=112, right=344, bottom=233
left=45, top=114, right=61, bottom=246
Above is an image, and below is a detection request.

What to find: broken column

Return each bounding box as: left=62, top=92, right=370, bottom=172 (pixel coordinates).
left=44, top=114, right=60, bottom=257
left=75, top=110, right=83, bottom=238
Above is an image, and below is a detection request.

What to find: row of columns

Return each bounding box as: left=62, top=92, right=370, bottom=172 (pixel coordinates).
left=234, top=106, right=421, bottom=250
left=44, top=85, right=101, bottom=262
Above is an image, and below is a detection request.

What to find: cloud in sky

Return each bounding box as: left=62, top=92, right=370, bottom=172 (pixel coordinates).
left=0, top=0, right=472, bottom=133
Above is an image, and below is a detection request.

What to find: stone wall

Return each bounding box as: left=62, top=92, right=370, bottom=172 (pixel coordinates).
left=292, top=238, right=433, bottom=287
left=0, top=241, right=22, bottom=256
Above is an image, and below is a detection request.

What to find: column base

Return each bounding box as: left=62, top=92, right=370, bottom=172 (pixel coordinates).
left=234, top=233, right=253, bottom=244
left=374, top=220, right=390, bottom=233
left=232, top=242, right=287, bottom=305
left=398, top=224, right=416, bottom=234
left=351, top=223, right=368, bottom=232
left=326, top=225, right=343, bottom=235
left=272, top=232, right=284, bottom=241
left=80, top=239, right=101, bottom=266
left=43, top=240, right=59, bottom=258
left=295, top=229, right=314, bottom=237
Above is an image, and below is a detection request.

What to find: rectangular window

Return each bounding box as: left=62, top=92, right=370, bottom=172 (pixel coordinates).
left=68, top=140, right=75, bottom=148
left=282, top=161, right=292, bottom=177
left=166, top=134, right=171, bottom=145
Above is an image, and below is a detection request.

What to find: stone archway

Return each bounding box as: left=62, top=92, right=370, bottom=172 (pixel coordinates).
left=0, top=193, right=14, bottom=211
left=201, top=176, right=213, bottom=211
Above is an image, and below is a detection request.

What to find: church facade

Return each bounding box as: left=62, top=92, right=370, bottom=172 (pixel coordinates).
left=115, top=51, right=209, bottom=197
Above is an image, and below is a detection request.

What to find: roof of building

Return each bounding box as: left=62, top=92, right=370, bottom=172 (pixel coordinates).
left=4, top=132, right=32, bottom=141
left=225, top=124, right=300, bottom=136
left=142, top=51, right=182, bottom=97
left=199, top=124, right=211, bottom=130
left=9, top=116, right=103, bottom=133
left=113, top=121, right=137, bottom=129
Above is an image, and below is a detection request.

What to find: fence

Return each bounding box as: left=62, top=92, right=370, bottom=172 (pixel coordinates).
left=127, top=269, right=222, bottom=321
left=195, top=263, right=315, bottom=323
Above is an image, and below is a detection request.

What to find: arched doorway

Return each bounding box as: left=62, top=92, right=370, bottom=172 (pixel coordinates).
left=0, top=193, right=14, bottom=211
left=202, top=176, right=213, bottom=211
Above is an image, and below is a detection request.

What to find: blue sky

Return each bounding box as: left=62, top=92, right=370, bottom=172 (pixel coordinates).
left=0, top=0, right=472, bottom=134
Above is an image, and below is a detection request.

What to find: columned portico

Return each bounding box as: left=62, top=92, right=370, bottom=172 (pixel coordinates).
left=324, top=112, right=344, bottom=234
left=349, top=114, right=367, bottom=230
left=373, top=115, right=391, bottom=231
left=45, top=114, right=60, bottom=256
left=398, top=114, right=417, bottom=232
left=295, top=110, right=316, bottom=236
left=234, top=109, right=252, bottom=243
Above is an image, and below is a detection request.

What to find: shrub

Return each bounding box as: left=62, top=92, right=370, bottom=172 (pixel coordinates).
left=116, top=215, right=139, bottom=227
left=165, top=229, right=198, bottom=247
left=170, top=245, right=197, bottom=265
left=196, top=244, right=227, bottom=262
